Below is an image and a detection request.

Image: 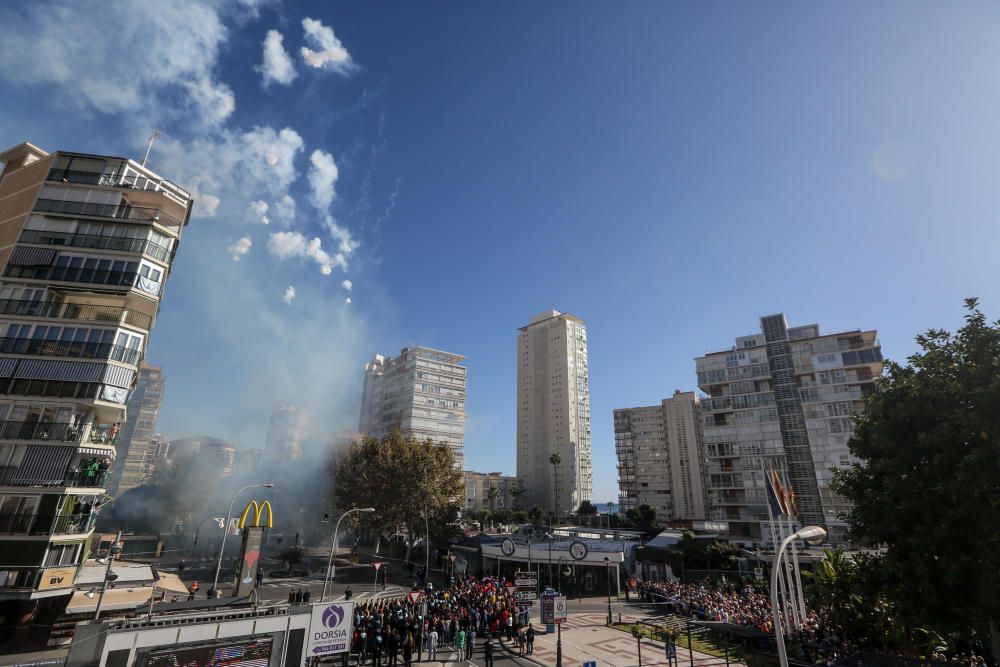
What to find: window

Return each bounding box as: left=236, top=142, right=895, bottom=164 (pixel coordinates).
left=44, top=543, right=80, bottom=567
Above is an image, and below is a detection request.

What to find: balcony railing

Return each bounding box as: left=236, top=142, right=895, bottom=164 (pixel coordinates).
left=0, top=336, right=141, bottom=365
left=19, top=229, right=171, bottom=262
left=5, top=265, right=138, bottom=290
left=0, top=299, right=152, bottom=330
left=47, top=167, right=190, bottom=200
left=0, top=513, right=96, bottom=535
left=33, top=197, right=182, bottom=229
left=0, top=465, right=109, bottom=488
left=0, top=421, right=80, bottom=443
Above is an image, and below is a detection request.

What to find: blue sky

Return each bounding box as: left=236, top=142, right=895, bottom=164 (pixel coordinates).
left=1, top=1, right=998, bottom=502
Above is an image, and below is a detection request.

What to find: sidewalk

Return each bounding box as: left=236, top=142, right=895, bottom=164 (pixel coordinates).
left=506, top=611, right=742, bottom=667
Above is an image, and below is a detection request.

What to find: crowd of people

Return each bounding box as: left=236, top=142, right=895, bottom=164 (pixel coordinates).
left=347, top=575, right=538, bottom=666
left=639, top=578, right=991, bottom=666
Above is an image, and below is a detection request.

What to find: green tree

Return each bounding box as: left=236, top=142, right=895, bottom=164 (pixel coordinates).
left=833, top=299, right=1000, bottom=661
left=527, top=505, right=544, bottom=526
left=509, top=485, right=524, bottom=510
left=487, top=485, right=500, bottom=515
left=577, top=500, right=598, bottom=515
left=625, top=504, right=658, bottom=531
left=278, top=546, right=304, bottom=573
left=334, top=430, right=464, bottom=561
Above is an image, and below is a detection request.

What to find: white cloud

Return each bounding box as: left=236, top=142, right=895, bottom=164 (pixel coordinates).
left=341, top=280, right=352, bottom=291
left=248, top=200, right=270, bottom=224
left=267, top=231, right=345, bottom=275
left=301, top=17, right=356, bottom=74
left=228, top=236, right=252, bottom=261
left=282, top=285, right=296, bottom=304
left=258, top=29, right=297, bottom=86
left=272, top=195, right=296, bottom=225
left=308, top=150, right=339, bottom=211
left=0, top=1, right=235, bottom=129
left=155, top=125, right=304, bottom=220
left=345, top=297, right=352, bottom=305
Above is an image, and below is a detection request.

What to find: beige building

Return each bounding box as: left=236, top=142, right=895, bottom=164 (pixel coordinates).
left=614, top=390, right=707, bottom=525
left=696, top=314, right=882, bottom=544
left=516, top=310, right=592, bottom=515
left=358, top=346, right=467, bottom=468
left=463, top=471, right=521, bottom=514
left=106, top=364, right=164, bottom=496
left=0, top=142, right=191, bottom=618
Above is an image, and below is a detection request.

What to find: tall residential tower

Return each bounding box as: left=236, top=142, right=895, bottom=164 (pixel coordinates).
left=615, top=390, right=707, bottom=525
left=517, top=310, right=592, bottom=515
left=358, top=346, right=467, bottom=467
left=0, top=142, right=191, bottom=619
left=695, top=314, right=882, bottom=543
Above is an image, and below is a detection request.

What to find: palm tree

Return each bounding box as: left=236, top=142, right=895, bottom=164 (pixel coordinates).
left=509, top=485, right=524, bottom=510
left=549, top=453, right=561, bottom=523
left=487, top=485, right=500, bottom=515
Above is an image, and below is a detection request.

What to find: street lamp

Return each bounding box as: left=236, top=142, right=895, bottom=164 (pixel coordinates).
left=771, top=526, right=826, bottom=667
left=94, top=531, right=122, bottom=620
left=423, top=511, right=430, bottom=581
left=556, top=556, right=568, bottom=595
left=604, top=556, right=613, bottom=625
left=191, top=515, right=223, bottom=555
left=546, top=533, right=554, bottom=588
left=321, top=507, right=375, bottom=602
left=212, top=483, right=274, bottom=594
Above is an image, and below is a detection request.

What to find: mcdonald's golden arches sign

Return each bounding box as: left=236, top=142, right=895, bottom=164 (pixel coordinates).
left=239, top=500, right=273, bottom=529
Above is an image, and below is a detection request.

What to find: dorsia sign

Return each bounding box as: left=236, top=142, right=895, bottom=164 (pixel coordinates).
left=308, top=601, right=356, bottom=656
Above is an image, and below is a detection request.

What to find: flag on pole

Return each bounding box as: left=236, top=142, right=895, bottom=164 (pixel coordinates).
left=765, top=465, right=787, bottom=516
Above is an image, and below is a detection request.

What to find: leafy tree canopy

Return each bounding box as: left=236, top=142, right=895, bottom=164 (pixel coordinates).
left=577, top=500, right=598, bottom=515
left=833, top=299, right=1000, bottom=660
left=333, top=430, right=463, bottom=557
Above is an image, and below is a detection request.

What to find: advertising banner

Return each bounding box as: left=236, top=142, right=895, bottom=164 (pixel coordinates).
left=308, top=601, right=356, bottom=656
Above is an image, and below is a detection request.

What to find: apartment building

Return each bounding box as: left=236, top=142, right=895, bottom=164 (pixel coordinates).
left=265, top=405, right=304, bottom=463
left=695, top=314, right=882, bottom=543
left=105, top=364, right=164, bottom=496
left=358, top=346, right=467, bottom=468
left=463, top=470, right=521, bottom=514
left=516, top=310, right=592, bottom=515
left=0, top=142, right=191, bottom=622
left=614, top=390, right=706, bottom=525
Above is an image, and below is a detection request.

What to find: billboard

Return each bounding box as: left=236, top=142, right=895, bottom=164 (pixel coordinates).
left=145, top=637, right=272, bottom=667
left=307, top=601, right=355, bottom=657
left=37, top=566, right=77, bottom=591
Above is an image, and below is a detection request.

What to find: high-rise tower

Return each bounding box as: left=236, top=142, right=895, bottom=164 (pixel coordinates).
left=516, top=310, right=592, bottom=515
left=0, top=142, right=191, bottom=616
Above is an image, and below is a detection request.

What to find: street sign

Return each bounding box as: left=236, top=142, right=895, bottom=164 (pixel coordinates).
left=754, top=567, right=763, bottom=581
left=540, top=594, right=554, bottom=624
left=515, top=570, right=534, bottom=578
left=307, top=601, right=355, bottom=656
left=514, top=578, right=537, bottom=587
left=506, top=585, right=517, bottom=595
left=515, top=591, right=537, bottom=601
left=449, top=554, right=457, bottom=562
left=584, top=661, right=597, bottom=667
left=553, top=596, right=568, bottom=623
left=408, top=591, right=421, bottom=605
left=373, top=562, right=385, bottom=571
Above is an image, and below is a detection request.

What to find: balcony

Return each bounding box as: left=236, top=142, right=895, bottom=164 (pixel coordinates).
left=0, top=299, right=152, bottom=330
left=0, top=465, right=108, bottom=488
left=5, top=265, right=138, bottom=290
left=0, top=337, right=141, bottom=366
left=0, top=513, right=96, bottom=536
left=34, top=196, right=182, bottom=229
left=19, top=229, right=171, bottom=262
left=0, top=421, right=81, bottom=443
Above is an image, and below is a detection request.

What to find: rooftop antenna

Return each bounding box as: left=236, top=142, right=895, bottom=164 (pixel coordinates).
left=142, top=129, right=161, bottom=167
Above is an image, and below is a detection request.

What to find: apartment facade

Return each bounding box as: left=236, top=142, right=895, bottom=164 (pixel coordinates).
left=105, top=364, right=164, bottom=496
left=265, top=405, right=304, bottom=463
left=614, top=390, right=707, bottom=526
left=463, top=471, right=521, bottom=514
left=696, top=314, right=882, bottom=544
left=0, top=142, right=191, bottom=619
left=358, top=346, right=467, bottom=467
left=516, top=310, right=592, bottom=515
